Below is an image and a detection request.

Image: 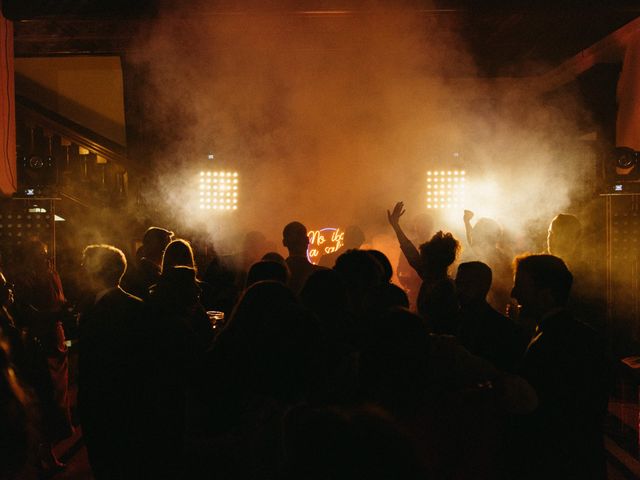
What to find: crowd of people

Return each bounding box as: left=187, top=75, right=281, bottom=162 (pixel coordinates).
left=0, top=202, right=611, bottom=479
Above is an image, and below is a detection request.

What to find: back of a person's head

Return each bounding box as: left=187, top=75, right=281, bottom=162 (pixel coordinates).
left=154, top=265, right=200, bottom=307
left=548, top=213, right=582, bottom=257
left=344, top=225, right=366, bottom=249
left=142, top=226, right=174, bottom=258
left=456, top=261, right=492, bottom=302
left=472, top=217, right=502, bottom=246
left=82, top=244, right=127, bottom=287
left=300, top=268, right=350, bottom=315
left=363, top=283, right=410, bottom=318
left=366, top=250, right=393, bottom=282
left=246, top=260, right=289, bottom=288
left=225, top=281, right=321, bottom=399
left=334, top=249, right=384, bottom=294
left=162, top=238, right=195, bottom=272
left=419, top=231, right=460, bottom=272
left=227, top=280, right=299, bottom=336
left=283, top=221, right=309, bottom=253
left=514, top=254, right=573, bottom=305
left=262, top=251, right=287, bottom=265
left=550, top=213, right=581, bottom=240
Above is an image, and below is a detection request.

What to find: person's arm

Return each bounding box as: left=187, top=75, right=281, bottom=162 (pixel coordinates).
left=463, top=209, right=474, bottom=247
left=387, top=202, right=423, bottom=278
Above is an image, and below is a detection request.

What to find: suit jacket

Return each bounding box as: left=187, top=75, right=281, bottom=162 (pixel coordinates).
left=513, top=309, right=610, bottom=480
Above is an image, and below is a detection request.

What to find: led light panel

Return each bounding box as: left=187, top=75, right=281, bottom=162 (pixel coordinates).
left=426, top=170, right=465, bottom=209
left=199, top=171, right=238, bottom=211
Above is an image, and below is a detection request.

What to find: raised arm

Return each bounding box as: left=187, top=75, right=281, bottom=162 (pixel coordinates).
left=387, top=202, right=423, bottom=277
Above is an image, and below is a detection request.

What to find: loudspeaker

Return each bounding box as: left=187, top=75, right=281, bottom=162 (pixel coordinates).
left=18, top=154, right=57, bottom=189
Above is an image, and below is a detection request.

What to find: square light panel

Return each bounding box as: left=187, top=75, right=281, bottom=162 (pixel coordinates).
left=426, top=170, right=465, bottom=209
left=199, top=171, right=238, bottom=211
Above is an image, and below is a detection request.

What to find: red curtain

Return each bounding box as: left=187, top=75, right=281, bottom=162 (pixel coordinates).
left=617, top=30, right=640, bottom=151
left=0, top=11, right=16, bottom=196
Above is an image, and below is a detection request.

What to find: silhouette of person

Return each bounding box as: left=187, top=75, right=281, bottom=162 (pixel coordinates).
left=509, top=254, right=610, bottom=480
left=546, top=213, right=604, bottom=333
left=78, top=244, right=146, bottom=479
left=123, top=226, right=173, bottom=299
left=145, top=266, right=213, bottom=478
left=9, top=239, right=73, bottom=462
left=462, top=210, right=512, bottom=311
left=162, top=238, right=218, bottom=311
left=246, top=260, right=289, bottom=288
left=455, top=261, right=527, bottom=372
left=319, top=225, right=365, bottom=268
left=388, top=202, right=460, bottom=334
left=282, top=221, right=325, bottom=294
left=396, top=212, right=434, bottom=309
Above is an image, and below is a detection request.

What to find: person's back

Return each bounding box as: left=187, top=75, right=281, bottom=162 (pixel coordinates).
left=283, top=221, right=325, bottom=293
left=509, top=254, right=610, bottom=479
left=78, top=245, right=147, bottom=479
left=456, top=261, right=527, bottom=372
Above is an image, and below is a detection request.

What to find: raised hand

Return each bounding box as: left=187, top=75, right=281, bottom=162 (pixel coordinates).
left=463, top=209, right=474, bottom=223
left=387, top=201, right=406, bottom=228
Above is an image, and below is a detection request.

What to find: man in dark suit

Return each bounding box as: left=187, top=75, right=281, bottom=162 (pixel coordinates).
left=78, top=244, right=146, bottom=479
left=509, top=254, right=610, bottom=480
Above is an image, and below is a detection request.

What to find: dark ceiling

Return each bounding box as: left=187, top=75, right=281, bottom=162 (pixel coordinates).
left=4, top=0, right=640, bottom=77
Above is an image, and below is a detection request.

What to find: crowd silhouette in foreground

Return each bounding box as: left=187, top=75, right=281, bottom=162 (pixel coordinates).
left=0, top=203, right=611, bottom=479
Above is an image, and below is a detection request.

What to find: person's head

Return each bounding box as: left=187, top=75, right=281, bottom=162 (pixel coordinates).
left=223, top=281, right=321, bottom=400
left=511, top=254, right=573, bottom=319
left=366, top=250, right=393, bottom=283
left=547, top=213, right=581, bottom=259
left=162, top=239, right=196, bottom=272
left=455, top=261, right=492, bottom=306
left=419, top=231, right=460, bottom=276
left=82, top=244, right=127, bottom=291
left=472, top=217, right=502, bottom=247
left=262, top=251, right=287, bottom=265
left=344, top=225, right=366, bottom=249
left=334, top=249, right=385, bottom=313
left=21, top=239, right=49, bottom=272
left=283, top=221, right=309, bottom=256
left=142, top=227, right=174, bottom=264
left=246, top=260, right=289, bottom=288
left=0, top=273, right=14, bottom=307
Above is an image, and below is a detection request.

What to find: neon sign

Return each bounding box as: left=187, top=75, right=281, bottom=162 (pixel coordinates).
left=307, top=227, right=345, bottom=264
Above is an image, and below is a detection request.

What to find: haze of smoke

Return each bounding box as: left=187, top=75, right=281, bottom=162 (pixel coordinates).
left=129, top=1, right=600, bottom=258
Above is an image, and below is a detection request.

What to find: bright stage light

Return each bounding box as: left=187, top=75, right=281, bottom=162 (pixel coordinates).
left=199, top=171, right=239, bottom=211
left=426, top=170, right=465, bottom=209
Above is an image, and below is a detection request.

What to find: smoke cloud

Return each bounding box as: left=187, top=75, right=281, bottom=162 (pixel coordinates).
left=127, top=1, right=601, bottom=258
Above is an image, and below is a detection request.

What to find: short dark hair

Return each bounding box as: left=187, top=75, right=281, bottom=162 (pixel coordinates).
left=419, top=231, right=460, bottom=271
left=514, top=254, right=573, bottom=305
left=82, top=244, right=127, bottom=286
left=283, top=221, right=308, bottom=251
left=457, top=261, right=492, bottom=297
